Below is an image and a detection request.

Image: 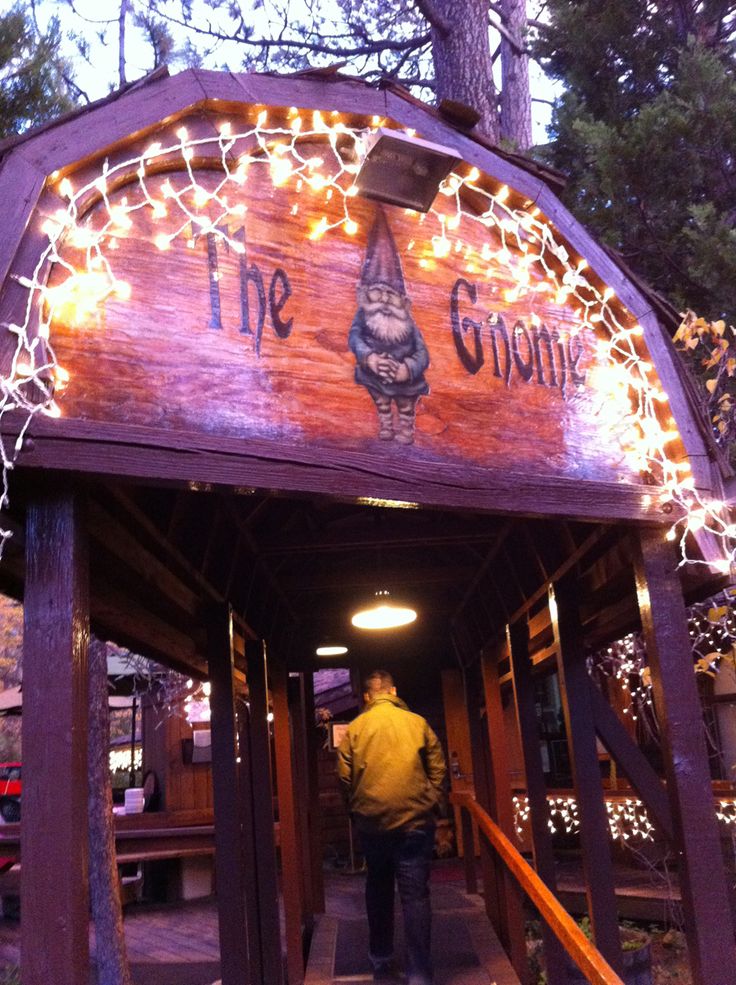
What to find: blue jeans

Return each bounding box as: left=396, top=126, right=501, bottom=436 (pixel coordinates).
left=360, top=824, right=435, bottom=985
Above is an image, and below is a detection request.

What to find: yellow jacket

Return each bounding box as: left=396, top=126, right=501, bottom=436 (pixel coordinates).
left=337, top=693, right=447, bottom=833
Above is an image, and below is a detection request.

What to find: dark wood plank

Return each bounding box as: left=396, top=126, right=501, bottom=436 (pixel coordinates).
left=507, top=619, right=568, bottom=985
left=302, top=670, right=326, bottom=914
left=303, top=913, right=338, bottom=985
left=633, top=527, right=736, bottom=983
left=481, top=645, right=531, bottom=983
left=15, top=417, right=669, bottom=524
left=272, top=658, right=305, bottom=985
left=90, top=580, right=205, bottom=676
left=207, top=602, right=249, bottom=985
left=245, top=639, right=285, bottom=985
left=289, top=674, right=317, bottom=925
left=22, top=484, right=89, bottom=985
left=0, top=154, right=46, bottom=286
left=552, top=579, right=622, bottom=974
left=17, top=71, right=207, bottom=174
left=234, top=660, right=266, bottom=985
left=87, top=498, right=201, bottom=616
left=588, top=682, right=674, bottom=842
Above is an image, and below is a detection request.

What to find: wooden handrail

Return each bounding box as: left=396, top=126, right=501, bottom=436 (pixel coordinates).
left=451, top=792, right=625, bottom=985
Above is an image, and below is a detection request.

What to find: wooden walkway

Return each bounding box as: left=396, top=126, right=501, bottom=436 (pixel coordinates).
left=0, top=862, right=518, bottom=984
left=305, top=862, right=520, bottom=985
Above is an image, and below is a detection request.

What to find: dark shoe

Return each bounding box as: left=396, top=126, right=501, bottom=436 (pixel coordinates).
left=373, top=959, right=399, bottom=980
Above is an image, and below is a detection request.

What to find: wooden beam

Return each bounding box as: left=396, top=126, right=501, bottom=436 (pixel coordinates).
left=14, top=416, right=671, bottom=524
left=452, top=520, right=515, bottom=621
left=22, top=484, right=89, bottom=985
left=207, top=603, right=249, bottom=985
left=87, top=499, right=201, bottom=617
left=507, top=619, right=568, bottom=985
left=272, top=658, right=305, bottom=985
left=90, top=581, right=206, bottom=677
left=303, top=671, right=326, bottom=914
left=480, top=646, right=530, bottom=983
left=507, top=527, right=609, bottom=627
left=551, top=579, right=623, bottom=974
left=245, top=639, right=285, bottom=985
left=292, top=672, right=324, bottom=917
left=633, top=527, right=736, bottom=983
left=588, top=682, right=674, bottom=842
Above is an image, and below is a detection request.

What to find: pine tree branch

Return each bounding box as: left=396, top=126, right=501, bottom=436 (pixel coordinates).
left=412, top=0, right=451, bottom=36
left=147, top=5, right=430, bottom=59
left=489, top=10, right=528, bottom=56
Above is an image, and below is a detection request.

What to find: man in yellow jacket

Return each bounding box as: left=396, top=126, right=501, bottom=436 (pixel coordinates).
left=337, top=670, right=447, bottom=985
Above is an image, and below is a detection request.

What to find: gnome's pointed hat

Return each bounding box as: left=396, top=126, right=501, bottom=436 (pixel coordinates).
left=360, top=207, right=406, bottom=296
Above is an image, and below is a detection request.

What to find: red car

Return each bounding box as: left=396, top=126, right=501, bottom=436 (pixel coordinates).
left=0, top=763, right=20, bottom=823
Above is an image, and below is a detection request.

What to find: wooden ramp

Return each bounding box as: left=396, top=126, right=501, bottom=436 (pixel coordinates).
left=307, top=866, right=521, bottom=985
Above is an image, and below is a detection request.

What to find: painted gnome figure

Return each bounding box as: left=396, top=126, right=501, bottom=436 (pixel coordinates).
left=349, top=207, right=430, bottom=445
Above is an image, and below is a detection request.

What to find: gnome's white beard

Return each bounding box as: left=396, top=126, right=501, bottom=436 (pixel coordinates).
left=364, top=305, right=412, bottom=345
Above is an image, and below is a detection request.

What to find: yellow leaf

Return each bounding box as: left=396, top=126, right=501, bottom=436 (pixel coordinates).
left=706, top=378, right=718, bottom=393
left=714, top=320, right=726, bottom=336
left=707, top=606, right=728, bottom=623
left=727, top=358, right=736, bottom=375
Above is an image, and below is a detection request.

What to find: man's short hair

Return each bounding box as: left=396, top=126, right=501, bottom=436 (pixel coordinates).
left=363, top=670, right=395, bottom=696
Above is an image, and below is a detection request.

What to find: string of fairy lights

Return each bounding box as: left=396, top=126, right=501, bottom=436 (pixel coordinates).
left=589, top=588, right=736, bottom=729
left=0, top=106, right=733, bottom=565
left=512, top=792, right=736, bottom=842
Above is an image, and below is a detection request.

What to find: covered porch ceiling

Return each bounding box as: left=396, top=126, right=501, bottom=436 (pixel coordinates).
left=0, top=474, right=724, bottom=682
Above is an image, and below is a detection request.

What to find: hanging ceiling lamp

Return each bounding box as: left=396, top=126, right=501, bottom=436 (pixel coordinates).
left=351, top=590, right=417, bottom=631
left=315, top=644, right=349, bottom=657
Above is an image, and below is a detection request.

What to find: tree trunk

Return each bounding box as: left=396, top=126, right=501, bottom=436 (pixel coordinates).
left=430, top=0, right=499, bottom=141
left=118, top=0, right=131, bottom=86
left=500, top=0, right=532, bottom=149
left=88, top=637, right=133, bottom=985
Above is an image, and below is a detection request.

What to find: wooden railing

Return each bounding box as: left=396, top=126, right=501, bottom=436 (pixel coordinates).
left=451, top=791, right=625, bottom=985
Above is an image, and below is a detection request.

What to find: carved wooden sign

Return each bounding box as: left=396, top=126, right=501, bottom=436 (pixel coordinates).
left=49, top=168, right=637, bottom=485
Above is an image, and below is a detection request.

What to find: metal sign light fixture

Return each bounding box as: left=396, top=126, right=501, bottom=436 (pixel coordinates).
left=353, top=128, right=462, bottom=213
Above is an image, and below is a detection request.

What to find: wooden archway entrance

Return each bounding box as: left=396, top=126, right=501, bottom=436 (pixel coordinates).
left=0, top=67, right=733, bottom=985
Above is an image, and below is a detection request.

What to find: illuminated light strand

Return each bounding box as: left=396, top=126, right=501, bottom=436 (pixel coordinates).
left=0, top=110, right=731, bottom=565
left=513, top=793, right=736, bottom=841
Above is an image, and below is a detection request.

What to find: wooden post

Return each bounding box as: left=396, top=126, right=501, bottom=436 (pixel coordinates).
left=508, top=619, right=569, bottom=985
left=289, top=673, right=317, bottom=929
left=480, top=645, right=531, bottom=984
left=22, top=485, right=89, bottom=985
left=551, top=579, right=623, bottom=974
left=272, top=659, right=305, bottom=985
left=633, top=527, right=736, bottom=983
left=301, top=670, right=325, bottom=914
left=441, top=668, right=476, bottom=856
left=460, top=806, right=478, bottom=895
left=463, top=661, right=504, bottom=932
left=236, top=678, right=265, bottom=985
left=207, top=604, right=249, bottom=985
left=245, top=640, right=285, bottom=985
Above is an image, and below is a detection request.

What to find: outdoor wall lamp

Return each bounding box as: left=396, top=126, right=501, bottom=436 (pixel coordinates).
left=353, top=128, right=462, bottom=213
left=351, top=590, right=417, bottom=630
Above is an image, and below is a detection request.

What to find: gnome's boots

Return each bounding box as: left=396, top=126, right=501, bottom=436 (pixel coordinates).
left=395, top=396, right=417, bottom=445
left=371, top=392, right=394, bottom=440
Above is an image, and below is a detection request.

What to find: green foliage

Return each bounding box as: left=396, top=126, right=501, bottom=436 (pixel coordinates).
left=0, top=6, right=73, bottom=139
left=535, top=1, right=736, bottom=325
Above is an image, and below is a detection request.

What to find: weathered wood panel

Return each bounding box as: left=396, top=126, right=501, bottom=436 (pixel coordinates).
left=22, top=485, right=89, bottom=985
left=45, top=162, right=648, bottom=496
left=633, top=528, right=736, bottom=983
